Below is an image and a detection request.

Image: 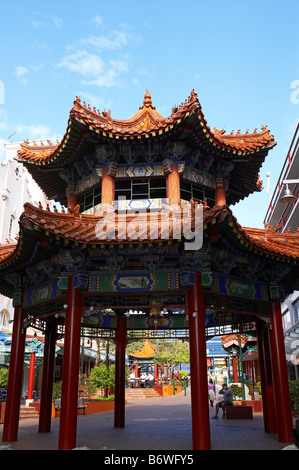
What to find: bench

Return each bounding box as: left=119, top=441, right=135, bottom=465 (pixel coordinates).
left=53, top=398, right=88, bottom=418
left=226, top=405, right=253, bottom=419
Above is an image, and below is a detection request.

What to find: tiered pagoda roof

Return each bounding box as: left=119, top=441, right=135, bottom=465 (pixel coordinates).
left=18, top=89, right=275, bottom=161
left=128, top=340, right=156, bottom=359
left=16, top=90, right=276, bottom=205
left=0, top=201, right=299, bottom=298
left=0, top=202, right=298, bottom=263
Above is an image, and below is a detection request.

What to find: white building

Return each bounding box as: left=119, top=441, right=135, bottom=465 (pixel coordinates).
left=0, top=142, right=48, bottom=331
left=264, top=124, right=299, bottom=381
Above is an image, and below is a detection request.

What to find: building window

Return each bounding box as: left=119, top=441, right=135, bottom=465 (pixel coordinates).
left=8, top=215, right=15, bottom=239
left=180, top=180, right=215, bottom=206
left=292, top=298, right=299, bottom=324
left=79, top=186, right=101, bottom=212
left=282, top=310, right=292, bottom=332
left=115, top=178, right=167, bottom=201
left=0, top=310, right=7, bottom=329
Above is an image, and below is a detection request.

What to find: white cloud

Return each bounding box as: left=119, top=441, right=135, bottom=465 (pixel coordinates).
left=76, top=91, right=113, bottom=111
left=30, top=63, right=44, bottom=72
left=136, top=67, right=155, bottom=80
left=31, top=19, right=47, bottom=30
left=50, top=16, right=63, bottom=29
left=31, top=15, right=63, bottom=30
left=15, top=63, right=44, bottom=86
left=15, top=124, right=53, bottom=140
left=84, top=59, right=128, bottom=88
left=15, top=66, right=29, bottom=86
left=91, top=15, right=104, bottom=27
left=56, top=49, right=128, bottom=88
left=81, top=30, right=129, bottom=50
left=56, top=50, right=105, bottom=77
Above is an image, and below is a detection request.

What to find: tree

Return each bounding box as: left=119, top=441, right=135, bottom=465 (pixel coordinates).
left=0, top=368, right=8, bottom=388
left=90, top=363, right=109, bottom=390
left=107, top=364, right=115, bottom=391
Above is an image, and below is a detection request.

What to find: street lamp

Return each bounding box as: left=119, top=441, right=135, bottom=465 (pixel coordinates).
left=280, top=179, right=299, bottom=204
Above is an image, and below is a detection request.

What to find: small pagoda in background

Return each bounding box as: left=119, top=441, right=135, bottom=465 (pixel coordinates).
left=127, top=340, right=159, bottom=386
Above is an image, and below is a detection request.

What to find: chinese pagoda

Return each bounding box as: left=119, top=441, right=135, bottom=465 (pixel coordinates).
left=1, top=89, right=299, bottom=450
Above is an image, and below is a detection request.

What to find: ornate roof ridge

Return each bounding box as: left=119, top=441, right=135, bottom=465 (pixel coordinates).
left=17, top=89, right=276, bottom=166
left=0, top=203, right=299, bottom=269
left=128, top=339, right=156, bottom=358
left=0, top=242, right=17, bottom=260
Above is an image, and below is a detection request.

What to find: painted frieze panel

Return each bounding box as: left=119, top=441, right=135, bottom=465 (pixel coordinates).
left=82, top=312, right=187, bottom=330
left=87, top=272, right=180, bottom=293
left=205, top=311, right=248, bottom=327
left=127, top=314, right=187, bottom=329
left=212, top=275, right=269, bottom=301
left=76, top=171, right=100, bottom=195
left=115, top=164, right=164, bottom=178
left=83, top=313, right=117, bottom=328
left=183, top=167, right=215, bottom=189
left=22, top=280, right=63, bottom=307
left=112, top=198, right=168, bottom=211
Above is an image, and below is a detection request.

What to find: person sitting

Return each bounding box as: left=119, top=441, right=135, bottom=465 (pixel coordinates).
left=282, top=419, right=299, bottom=450
left=147, top=372, right=154, bottom=387
left=140, top=373, right=146, bottom=388
left=212, top=384, right=234, bottom=419
left=129, top=372, right=136, bottom=388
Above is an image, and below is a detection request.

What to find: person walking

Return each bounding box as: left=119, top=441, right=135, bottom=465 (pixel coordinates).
left=208, top=379, right=215, bottom=407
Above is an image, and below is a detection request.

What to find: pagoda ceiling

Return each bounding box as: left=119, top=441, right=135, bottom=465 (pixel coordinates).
left=16, top=89, right=276, bottom=205
left=0, top=202, right=298, bottom=300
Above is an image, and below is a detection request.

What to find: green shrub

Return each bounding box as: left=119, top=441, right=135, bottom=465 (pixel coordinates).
left=90, top=364, right=109, bottom=389
left=95, top=395, right=115, bottom=401
left=256, top=381, right=262, bottom=399
left=230, top=384, right=243, bottom=399
left=52, top=381, right=62, bottom=399
left=289, top=380, right=299, bottom=411
left=0, top=368, right=8, bottom=388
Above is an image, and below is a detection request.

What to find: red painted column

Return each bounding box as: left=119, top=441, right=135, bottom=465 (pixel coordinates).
left=167, top=163, right=181, bottom=205
left=114, top=317, right=127, bottom=428
left=251, top=361, right=255, bottom=387
left=58, top=276, right=82, bottom=450
left=27, top=353, right=36, bottom=400
left=215, top=178, right=226, bottom=206
left=102, top=167, right=115, bottom=205
left=187, top=272, right=211, bottom=450
left=256, top=318, right=277, bottom=433
left=2, top=307, right=26, bottom=443
left=232, top=356, right=238, bottom=382
left=67, top=186, right=78, bottom=211
left=269, top=299, right=293, bottom=443
left=154, top=363, right=159, bottom=385
left=39, top=320, right=57, bottom=433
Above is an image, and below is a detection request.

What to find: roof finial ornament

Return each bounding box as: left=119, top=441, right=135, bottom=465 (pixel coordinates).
left=141, top=89, right=155, bottom=109
left=143, top=89, right=152, bottom=106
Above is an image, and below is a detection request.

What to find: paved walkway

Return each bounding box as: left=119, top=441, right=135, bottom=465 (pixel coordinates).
left=0, top=391, right=289, bottom=451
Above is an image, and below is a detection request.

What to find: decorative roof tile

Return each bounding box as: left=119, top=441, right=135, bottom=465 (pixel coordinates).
left=17, top=89, right=276, bottom=166
left=128, top=340, right=156, bottom=358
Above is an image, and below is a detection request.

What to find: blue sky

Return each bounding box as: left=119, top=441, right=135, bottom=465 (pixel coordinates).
left=1, top=0, right=299, bottom=228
